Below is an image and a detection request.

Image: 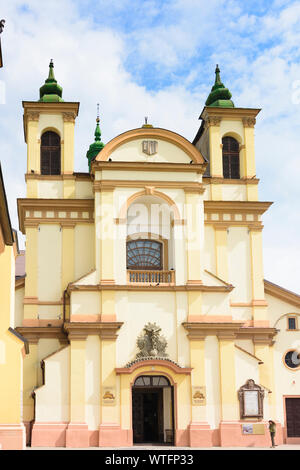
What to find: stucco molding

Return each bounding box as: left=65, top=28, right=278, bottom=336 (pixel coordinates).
left=116, top=359, right=192, bottom=375
left=92, top=127, right=206, bottom=165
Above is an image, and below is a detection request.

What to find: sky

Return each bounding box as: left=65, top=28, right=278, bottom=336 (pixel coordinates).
left=0, top=0, right=299, bottom=292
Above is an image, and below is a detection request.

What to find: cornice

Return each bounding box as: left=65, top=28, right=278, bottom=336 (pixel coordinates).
left=204, top=177, right=260, bottom=185
left=63, top=321, right=123, bottom=340
left=15, top=326, right=68, bottom=344
left=264, top=280, right=300, bottom=308
left=68, top=283, right=234, bottom=294
left=93, top=179, right=205, bottom=193
left=17, top=198, right=94, bottom=234
left=92, top=161, right=206, bottom=174
left=204, top=201, right=272, bottom=214
left=25, top=173, right=92, bottom=182
left=182, top=322, right=278, bottom=343
left=200, top=106, right=261, bottom=122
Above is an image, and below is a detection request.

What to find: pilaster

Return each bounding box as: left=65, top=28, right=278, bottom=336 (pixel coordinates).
left=218, top=333, right=239, bottom=421
left=185, top=192, right=203, bottom=284
left=24, top=226, right=38, bottom=321
left=215, top=227, right=228, bottom=282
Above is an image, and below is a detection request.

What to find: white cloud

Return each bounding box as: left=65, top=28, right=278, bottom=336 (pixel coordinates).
left=0, top=0, right=299, bottom=292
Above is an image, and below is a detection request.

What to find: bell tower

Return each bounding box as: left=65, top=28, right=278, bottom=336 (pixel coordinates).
left=193, top=65, right=260, bottom=201
left=22, top=60, right=79, bottom=199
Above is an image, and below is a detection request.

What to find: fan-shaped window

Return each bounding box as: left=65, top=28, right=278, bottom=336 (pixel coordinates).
left=222, top=136, right=240, bottom=179
left=134, top=376, right=170, bottom=387
left=127, top=239, right=162, bottom=270
left=41, top=131, right=61, bottom=175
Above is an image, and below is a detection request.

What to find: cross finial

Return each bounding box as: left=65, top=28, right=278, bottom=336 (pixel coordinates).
left=145, top=116, right=148, bottom=125
left=97, top=103, right=100, bottom=123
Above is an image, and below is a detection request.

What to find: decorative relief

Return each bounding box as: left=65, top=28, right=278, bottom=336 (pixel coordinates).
left=102, top=387, right=116, bottom=405
left=62, top=112, right=76, bottom=123
left=26, top=111, right=40, bottom=122
left=192, top=386, right=206, bottom=406
left=142, top=140, right=158, bottom=156
left=136, top=323, right=168, bottom=359
left=204, top=116, right=222, bottom=128
left=242, top=117, right=256, bottom=128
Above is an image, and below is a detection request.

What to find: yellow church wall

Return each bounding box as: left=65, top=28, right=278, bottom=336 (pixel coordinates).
left=235, top=339, right=255, bottom=355
left=26, top=120, right=39, bottom=174
left=202, top=184, right=211, bottom=201
left=221, top=184, right=247, bottom=201
left=0, top=244, right=16, bottom=329
left=109, top=138, right=192, bottom=164
left=0, top=332, right=23, bottom=423
left=23, top=343, right=38, bottom=423
left=38, top=224, right=62, bottom=301
left=37, top=181, right=63, bottom=198
left=230, top=306, right=252, bottom=323
left=85, top=336, right=101, bottom=430
left=37, top=339, right=61, bottom=386
left=228, top=227, right=252, bottom=303
left=0, top=241, right=24, bottom=428
left=234, top=347, right=271, bottom=419
left=234, top=346, right=260, bottom=388
left=204, top=336, right=221, bottom=429
left=175, top=292, right=190, bottom=365
left=75, top=181, right=94, bottom=199
left=220, top=119, right=244, bottom=145
left=202, top=292, right=230, bottom=316
left=115, top=291, right=190, bottom=367
left=74, top=224, right=95, bottom=281
left=15, top=286, right=25, bottom=328
left=265, top=293, right=300, bottom=425
left=38, top=305, right=61, bottom=320
left=203, top=225, right=216, bottom=273
left=35, top=345, right=70, bottom=422
left=38, top=114, right=64, bottom=140
left=71, top=291, right=100, bottom=318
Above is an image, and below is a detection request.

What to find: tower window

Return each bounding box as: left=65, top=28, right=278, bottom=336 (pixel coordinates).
left=222, top=136, right=240, bottom=179
left=127, top=240, right=162, bottom=270
left=41, top=131, right=61, bottom=175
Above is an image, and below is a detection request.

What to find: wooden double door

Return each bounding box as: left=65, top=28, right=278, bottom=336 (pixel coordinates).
left=286, top=398, right=300, bottom=437
left=132, top=388, right=165, bottom=444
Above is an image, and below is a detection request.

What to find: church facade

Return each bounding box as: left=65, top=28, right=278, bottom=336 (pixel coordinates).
left=6, top=62, right=300, bottom=448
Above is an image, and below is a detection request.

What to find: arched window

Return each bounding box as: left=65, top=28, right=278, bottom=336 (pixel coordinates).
left=127, top=239, right=162, bottom=270
left=222, top=136, right=240, bottom=179
left=134, top=376, right=170, bottom=387
left=41, top=131, right=61, bottom=175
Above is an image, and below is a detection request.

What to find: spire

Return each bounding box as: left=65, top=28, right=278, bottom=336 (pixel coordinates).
left=86, top=104, right=105, bottom=171
left=205, top=65, right=234, bottom=108
left=39, top=60, right=64, bottom=102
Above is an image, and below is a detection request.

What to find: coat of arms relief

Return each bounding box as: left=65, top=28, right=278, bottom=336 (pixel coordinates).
left=142, top=140, right=158, bottom=156
left=136, top=322, right=168, bottom=359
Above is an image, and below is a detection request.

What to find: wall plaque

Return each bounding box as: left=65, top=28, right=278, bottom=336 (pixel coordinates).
left=238, top=379, right=264, bottom=419
left=192, top=386, right=206, bottom=406
left=102, top=387, right=116, bottom=405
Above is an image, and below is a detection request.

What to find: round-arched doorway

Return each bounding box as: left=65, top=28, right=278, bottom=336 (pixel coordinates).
left=132, top=375, right=174, bottom=445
